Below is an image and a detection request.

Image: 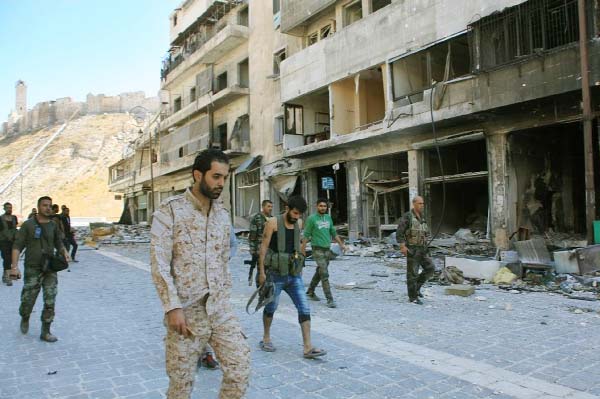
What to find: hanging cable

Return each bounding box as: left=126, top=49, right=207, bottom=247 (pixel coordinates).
left=426, top=82, right=447, bottom=249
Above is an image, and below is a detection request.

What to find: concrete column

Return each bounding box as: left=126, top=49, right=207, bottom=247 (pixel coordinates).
left=486, top=132, right=510, bottom=249
left=346, top=160, right=362, bottom=241
left=407, top=149, right=421, bottom=201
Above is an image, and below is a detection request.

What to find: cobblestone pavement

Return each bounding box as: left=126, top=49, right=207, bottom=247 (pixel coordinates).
left=1, top=243, right=599, bottom=399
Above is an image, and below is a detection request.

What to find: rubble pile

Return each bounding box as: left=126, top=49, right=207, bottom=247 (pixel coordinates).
left=76, top=224, right=151, bottom=245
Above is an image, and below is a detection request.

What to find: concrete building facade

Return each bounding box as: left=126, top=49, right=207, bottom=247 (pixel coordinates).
left=109, top=0, right=600, bottom=247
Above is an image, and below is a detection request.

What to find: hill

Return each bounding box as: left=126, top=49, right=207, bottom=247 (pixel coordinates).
left=0, top=113, right=137, bottom=221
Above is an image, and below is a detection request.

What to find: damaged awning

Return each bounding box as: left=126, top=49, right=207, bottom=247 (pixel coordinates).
left=270, top=175, right=298, bottom=201
left=235, top=155, right=262, bottom=174
left=412, top=130, right=484, bottom=150
left=364, top=177, right=409, bottom=195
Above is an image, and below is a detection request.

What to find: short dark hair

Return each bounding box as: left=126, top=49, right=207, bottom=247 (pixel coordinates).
left=287, top=195, right=307, bottom=213
left=261, top=200, right=273, bottom=207
left=192, top=149, right=229, bottom=181
left=37, top=196, right=52, bottom=207
left=316, top=198, right=328, bottom=206
left=52, top=204, right=59, bottom=211
left=3, top=202, right=11, bottom=207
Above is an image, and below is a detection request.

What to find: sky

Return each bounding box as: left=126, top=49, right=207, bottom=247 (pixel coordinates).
left=0, top=0, right=177, bottom=119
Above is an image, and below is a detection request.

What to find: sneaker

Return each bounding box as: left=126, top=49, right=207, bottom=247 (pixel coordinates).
left=306, top=292, right=321, bottom=301
left=201, top=353, right=219, bottom=369
left=326, top=299, right=337, bottom=308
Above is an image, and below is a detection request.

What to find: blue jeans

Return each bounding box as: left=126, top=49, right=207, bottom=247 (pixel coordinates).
left=263, top=272, right=311, bottom=323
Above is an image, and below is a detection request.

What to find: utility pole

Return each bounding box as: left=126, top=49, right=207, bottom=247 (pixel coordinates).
left=578, top=0, right=596, bottom=243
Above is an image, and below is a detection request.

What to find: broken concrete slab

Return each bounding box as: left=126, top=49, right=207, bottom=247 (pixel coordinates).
left=577, top=245, right=600, bottom=275
left=514, top=238, right=552, bottom=265
left=445, top=256, right=502, bottom=281
left=444, top=284, right=475, bottom=297
left=554, top=250, right=580, bottom=274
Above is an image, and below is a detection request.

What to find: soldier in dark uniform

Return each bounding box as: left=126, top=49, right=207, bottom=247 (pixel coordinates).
left=248, top=200, right=272, bottom=286
left=396, top=196, right=435, bottom=305
left=11, top=196, right=70, bottom=341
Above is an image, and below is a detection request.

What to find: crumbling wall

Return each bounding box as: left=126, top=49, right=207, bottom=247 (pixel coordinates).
left=508, top=124, right=585, bottom=235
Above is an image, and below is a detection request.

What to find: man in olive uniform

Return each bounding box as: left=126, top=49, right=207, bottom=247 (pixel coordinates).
left=302, top=198, right=346, bottom=308
left=11, top=196, right=70, bottom=341
left=396, top=196, right=435, bottom=305
left=151, top=149, right=249, bottom=399
left=248, top=200, right=272, bottom=286
left=1, top=202, right=18, bottom=286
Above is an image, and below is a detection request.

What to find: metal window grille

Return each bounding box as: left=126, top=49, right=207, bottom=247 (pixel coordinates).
left=470, top=0, right=579, bottom=71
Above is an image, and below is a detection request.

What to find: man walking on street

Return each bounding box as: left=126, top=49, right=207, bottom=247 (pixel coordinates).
left=396, top=195, right=435, bottom=305
left=258, top=195, right=327, bottom=359
left=11, top=196, right=70, bottom=341
left=150, top=149, right=249, bottom=399
left=248, top=200, right=272, bottom=286
left=1, top=202, right=18, bottom=286
left=302, top=198, right=346, bottom=308
left=60, top=207, right=78, bottom=262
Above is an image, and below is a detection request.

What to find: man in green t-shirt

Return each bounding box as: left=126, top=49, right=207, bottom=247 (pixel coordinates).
left=11, top=196, right=70, bottom=342
left=301, top=198, right=346, bottom=308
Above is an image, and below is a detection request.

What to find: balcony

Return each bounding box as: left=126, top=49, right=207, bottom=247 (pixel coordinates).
left=162, top=24, right=249, bottom=88
left=161, top=84, right=249, bottom=131
left=280, top=0, right=337, bottom=34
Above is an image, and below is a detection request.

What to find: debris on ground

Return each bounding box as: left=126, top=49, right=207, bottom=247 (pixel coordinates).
left=493, top=267, right=518, bottom=285
left=439, top=266, right=464, bottom=285
left=77, top=224, right=151, bottom=246
left=444, top=284, right=475, bottom=297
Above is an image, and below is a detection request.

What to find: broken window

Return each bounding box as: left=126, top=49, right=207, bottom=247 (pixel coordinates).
left=320, top=23, right=333, bottom=39
left=274, top=115, right=284, bottom=144
left=215, top=71, right=228, bottom=93
left=211, top=123, right=228, bottom=150
left=178, top=147, right=184, bottom=158
left=273, top=0, right=280, bottom=14
left=273, top=48, right=286, bottom=76
left=307, top=31, right=319, bottom=47
left=190, top=87, right=196, bottom=102
left=471, top=0, right=579, bottom=70
left=229, top=114, right=250, bottom=150
left=238, top=6, right=249, bottom=27
left=173, top=97, right=182, bottom=113
left=238, top=58, right=249, bottom=88
left=284, top=104, right=303, bottom=135
left=391, top=34, right=471, bottom=103
left=371, top=0, right=391, bottom=13
left=344, top=1, right=363, bottom=27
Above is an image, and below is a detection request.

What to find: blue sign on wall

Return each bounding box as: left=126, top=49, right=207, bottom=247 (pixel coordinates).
left=321, top=176, right=335, bottom=190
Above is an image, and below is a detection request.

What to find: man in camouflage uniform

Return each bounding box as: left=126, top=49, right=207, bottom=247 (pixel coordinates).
left=11, top=196, right=70, bottom=341
left=151, top=149, right=250, bottom=399
left=248, top=199, right=273, bottom=286
left=396, top=195, right=435, bottom=305
left=1, top=202, right=18, bottom=286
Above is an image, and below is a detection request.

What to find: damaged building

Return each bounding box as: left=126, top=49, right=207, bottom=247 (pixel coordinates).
left=109, top=0, right=600, bottom=249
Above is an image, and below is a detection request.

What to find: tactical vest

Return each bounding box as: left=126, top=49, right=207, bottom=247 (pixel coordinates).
left=264, top=215, right=305, bottom=276
left=406, top=211, right=428, bottom=246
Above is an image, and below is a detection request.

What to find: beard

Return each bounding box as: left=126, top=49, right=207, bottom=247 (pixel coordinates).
left=286, top=212, right=298, bottom=224
left=199, top=177, right=223, bottom=199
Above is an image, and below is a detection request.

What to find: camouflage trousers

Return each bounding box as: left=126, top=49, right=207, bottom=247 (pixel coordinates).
left=19, top=264, right=58, bottom=323
left=164, top=298, right=250, bottom=399
left=406, top=246, right=435, bottom=301
left=308, top=247, right=333, bottom=301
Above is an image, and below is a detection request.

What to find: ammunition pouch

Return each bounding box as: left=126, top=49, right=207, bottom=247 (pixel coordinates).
left=265, top=248, right=304, bottom=276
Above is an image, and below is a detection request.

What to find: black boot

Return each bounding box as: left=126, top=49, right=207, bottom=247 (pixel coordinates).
left=20, top=317, right=29, bottom=334
left=40, top=322, right=58, bottom=342
left=2, top=270, right=12, bottom=286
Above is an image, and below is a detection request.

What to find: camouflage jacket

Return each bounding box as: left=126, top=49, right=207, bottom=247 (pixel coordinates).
left=248, top=212, right=267, bottom=254
left=396, top=210, right=429, bottom=247
left=150, top=188, right=232, bottom=315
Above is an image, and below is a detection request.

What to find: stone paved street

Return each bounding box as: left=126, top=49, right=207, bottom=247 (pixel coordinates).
left=1, top=243, right=600, bottom=399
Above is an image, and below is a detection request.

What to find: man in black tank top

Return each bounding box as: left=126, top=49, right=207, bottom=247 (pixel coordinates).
left=258, top=196, right=327, bottom=359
